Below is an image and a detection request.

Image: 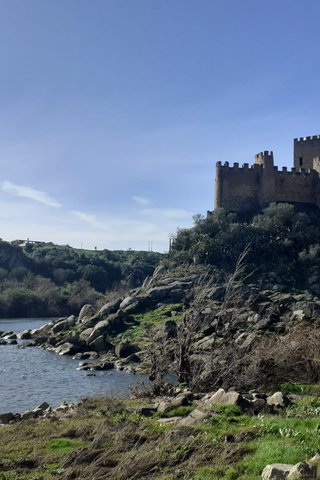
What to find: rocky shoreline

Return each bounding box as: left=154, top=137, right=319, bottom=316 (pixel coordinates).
left=2, top=262, right=320, bottom=389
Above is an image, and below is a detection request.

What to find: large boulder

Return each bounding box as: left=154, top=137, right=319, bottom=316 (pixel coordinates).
left=88, top=335, right=113, bottom=353
left=55, top=342, right=80, bottom=356
left=78, top=304, right=96, bottom=322
left=288, top=462, right=316, bottom=479
left=115, top=340, right=140, bottom=358
left=88, top=312, right=125, bottom=342
left=266, top=392, right=290, bottom=408
left=51, top=316, right=76, bottom=335
left=97, top=298, right=123, bottom=317
left=146, top=281, right=192, bottom=303
left=262, top=464, right=293, bottom=479
left=207, top=388, right=252, bottom=411
left=79, top=328, right=94, bottom=342
left=119, top=296, right=146, bottom=314
left=18, top=330, right=32, bottom=340
left=0, top=412, right=15, bottom=424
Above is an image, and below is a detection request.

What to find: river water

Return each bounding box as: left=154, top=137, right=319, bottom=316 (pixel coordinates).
left=0, top=318, right=146, bottom=413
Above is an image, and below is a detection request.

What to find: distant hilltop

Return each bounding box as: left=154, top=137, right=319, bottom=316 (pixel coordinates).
left=213, top=135, right=320, bottom=213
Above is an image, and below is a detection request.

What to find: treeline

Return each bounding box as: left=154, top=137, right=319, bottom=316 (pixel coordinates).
left=0, top=242, right=161, bottom=318
left=170, top=203, right=320, bottom=291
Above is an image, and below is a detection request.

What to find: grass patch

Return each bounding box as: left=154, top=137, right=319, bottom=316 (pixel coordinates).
left=121, top=303, right=184, bottom=343
left=45, top=437, right=87, bottom=452
left=2, top=394, right=320, bottom=479
left=158, top=405, right=195, bottom=418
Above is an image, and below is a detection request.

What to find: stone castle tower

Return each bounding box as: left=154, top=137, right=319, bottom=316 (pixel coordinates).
left=214, top=135, right=320, bottom=212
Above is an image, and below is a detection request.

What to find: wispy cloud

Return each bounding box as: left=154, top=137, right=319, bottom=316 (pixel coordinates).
left=70, top=210, right=106, bottom=230
left=132, top=196, right=151, bottom=206
left=140, top=208, right=192, bottom=220
left=1, top=180, right=62, bottom=208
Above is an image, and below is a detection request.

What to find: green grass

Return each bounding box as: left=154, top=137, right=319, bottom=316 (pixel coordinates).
left=158, top=405, right=195, bottom=418
left=2, top=394, right=320, bottom=479
left=120, top=303, right=184, bottom=343
left=45, top=437, right=87, bottom=452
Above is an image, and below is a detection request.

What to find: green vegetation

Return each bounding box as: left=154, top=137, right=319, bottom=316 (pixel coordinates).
left=1, top=394, right=320, bottom=479
left=0, top=241, right=161, bottom=317
left=122, top=303, right=183, bottom=344
left=171, top=203, right=320, bottom=289
left=45, top=437, right=88, bottom=452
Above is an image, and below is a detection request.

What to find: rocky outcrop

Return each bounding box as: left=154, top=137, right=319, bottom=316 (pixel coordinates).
left=4, top=262, right=320, bottom=387
left=262, top=462, right=317, bottom=480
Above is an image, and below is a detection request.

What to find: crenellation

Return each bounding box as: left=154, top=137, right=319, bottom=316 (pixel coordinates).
left=214, top=134, right=320, bottom=212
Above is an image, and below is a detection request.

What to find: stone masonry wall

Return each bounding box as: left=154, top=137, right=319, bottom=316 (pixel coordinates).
left=215, top=162, right=320, bottom=212
left=294, top=136, right=320, bottom=171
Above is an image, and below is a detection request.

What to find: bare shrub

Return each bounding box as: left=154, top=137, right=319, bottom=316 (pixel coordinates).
left=198, top=322, right=320, bottom=391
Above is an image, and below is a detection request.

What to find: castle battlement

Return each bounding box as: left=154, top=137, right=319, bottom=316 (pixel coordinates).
left=295, top=135, right=320, bottom=142
left=214, top=135, right=320, bottom=213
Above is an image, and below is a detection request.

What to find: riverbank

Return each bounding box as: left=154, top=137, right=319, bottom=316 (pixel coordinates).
left=1, top=385, right=320, bottom=479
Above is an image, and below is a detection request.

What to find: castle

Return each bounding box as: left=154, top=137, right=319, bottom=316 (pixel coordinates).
left=214, top=135, right=320, bottom=212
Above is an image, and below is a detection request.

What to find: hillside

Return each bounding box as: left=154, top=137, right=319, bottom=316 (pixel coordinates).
left=0, top=241, right=161, bottom=318
left=2, top=203, right=320, bottom=479
left=16, top=203, right=320, bottom=393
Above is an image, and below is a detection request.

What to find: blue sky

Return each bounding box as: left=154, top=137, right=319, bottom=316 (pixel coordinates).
left=0, top=0, right=319, bottom=251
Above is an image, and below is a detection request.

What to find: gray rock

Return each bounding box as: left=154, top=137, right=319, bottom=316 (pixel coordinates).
left=4, top=333, right=17, bottom=340
left=34, top=402, right=50, bottom=411
left=64, top=331, right=82, bottom=347
left=291, top=310, right=305, bottom=321
left=120, top=296, right=136, bottom=310
left=21, top=410, right=39, bottom=420
left=80, top=360, right=114, bottom=371
left=0, top=339, right=7, bottom=345
left=136, top=406, right=158, bottom=416
left=119, top=353, right=141, bottom=364
left=308, top=454, right=320, bottom=468
left=180, top=408, right=209, bottom=426
left=18, top=330, right=32, bottom=340
left=266, top=392, right=290, bottom=408
left=115, top=340, right=140, bottom=358
left=88, top=335, right=113, bottom=353
left=170, top=392, right=193, bottom=408
left=288, top=462, right=316, bottom=479
left=78, top=304, right=96, bottom=322
left=157, top=401, right=172, bottom=413
left=55, top=342, right=80, bottom=356
left=88, top=312, right=125, bottom=342
left=262, top=464, right=293, bottom=479
left=146, top=282, right=190, bottom=303
left=19, top=341, right=35, bottom=348
left=51, top=318, right=71, bottom=334
left=98, top=298, right=122, bottom=317
left=73, top=351, right=96, bottom=360
left=79, top=328, right=93, bottom=341
left=0, top=412, right=15, bottom=424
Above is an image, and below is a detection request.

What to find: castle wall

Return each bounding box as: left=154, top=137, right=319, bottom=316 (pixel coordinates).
left=215, top=162, right=320, bottom=212
left=215, top=162, right=264, bottom=212
left=294, top=136, right=320, bottom=170
left=274, top=169, right=320, bottom=205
